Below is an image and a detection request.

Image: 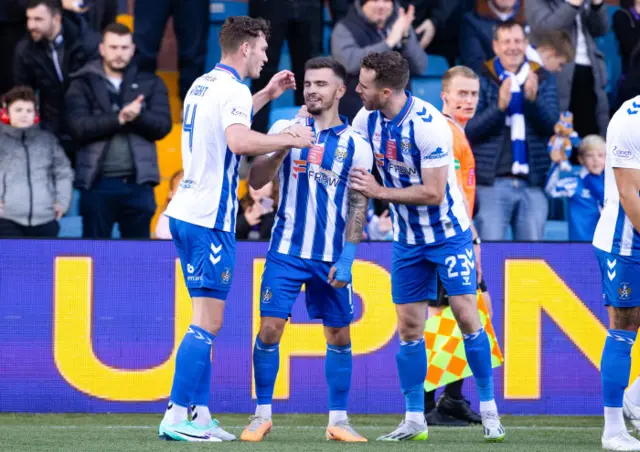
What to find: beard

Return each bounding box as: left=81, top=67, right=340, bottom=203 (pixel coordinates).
left=105, top=60, right=127, bottom=73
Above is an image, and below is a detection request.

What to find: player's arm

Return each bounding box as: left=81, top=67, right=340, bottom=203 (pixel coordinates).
left=615, top=167, right=640, bottom=233
left=248, top=120, right=295, bottom=189
left=328, top=138, right=373, bottom=289
left=252, top=70, right=296, bottom=114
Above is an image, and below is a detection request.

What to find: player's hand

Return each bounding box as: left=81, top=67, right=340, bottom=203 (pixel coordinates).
left=498, top=78, right=512, bottom=112
left=474, top=243, right=483, bottom=285
left=285, top=125, right=315, bottom=148
left=378, top=209, right=392, bottom=233
left=296, top=105, right=310, bottom=118
left=350, top=168, right=382, bottom=199
left=415, top=18, right=436, bottom=49
left=327, top=266, right=349, bottom=289
left=524, top=72, right=539, bottom=102
left=244, top=203, right=264, bottom=226
left=54, top=202, right=64, bottom=220
left=265, top=70, right=296, bottom=101
left=62, top=0, right=89, bottom=13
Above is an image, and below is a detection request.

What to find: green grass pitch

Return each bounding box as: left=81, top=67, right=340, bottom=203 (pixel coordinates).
left=0, top=414, right=610, bottom=452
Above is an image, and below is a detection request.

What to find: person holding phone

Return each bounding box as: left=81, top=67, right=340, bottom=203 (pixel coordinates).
left=235, top=180, right=278, bottom=240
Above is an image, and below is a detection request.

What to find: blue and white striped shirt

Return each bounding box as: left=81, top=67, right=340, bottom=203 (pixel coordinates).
left=352, top=93, right=470, bottom=245
left=268, top=116, right=373, bottom=262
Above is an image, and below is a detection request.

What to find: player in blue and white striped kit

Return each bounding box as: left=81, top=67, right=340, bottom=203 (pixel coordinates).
left=593, top=96, right=640, bottom=452
left=240, top=57, right=372, bottom=443
left=349, top=51, right=504, bottom=442
left=158, top=17, right=315, bottom=442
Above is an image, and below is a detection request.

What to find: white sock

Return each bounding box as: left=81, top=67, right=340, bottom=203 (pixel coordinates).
left=191, top=405, right=212, bottom=427
left=329, top=410, right=348, bottom=425
left=480, top=400, right=498, bottom=414
left=256, top=404, right=272, bottom=420
left=627, top=377, right=640, bottom=406
left=405, top=411, right=425, bottom=425
left=604, top=407, right=626, bottom=440
left=162, top=401, right=188, bottom=425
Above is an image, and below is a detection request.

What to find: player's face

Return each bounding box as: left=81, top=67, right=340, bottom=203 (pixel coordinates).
left=100, top=32, right=135, bottom=73
left=8, top=100, right=36, bottom=129
left=443, top=76, right=480, bottom=121
left=246, top=35, right=268, bottom=79
left=580, top=147, right=606, bottom=175
left=356, top=68, right=389, bottom=111
left=492, top=27, right=527, bottom=71
left=304, top=68, right=345, bottom=115
left=26, top=5, right=59, bottom=42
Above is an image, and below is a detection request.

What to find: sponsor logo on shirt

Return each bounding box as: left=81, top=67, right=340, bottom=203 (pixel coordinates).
left=231, top=108, right=248, bottom=118
left=422, top=147, right=448, bottom=161
left=308, top=145, right=325, bottom=164
left=308, top=167, right=341, bottom=187
left=387, top=160, right=418, bottom=176
left=613, top=145, right=633, bottom=160
left=180, top=179, right=197, bottom=189
left=292, top=160, right=307, bottom=178
left=386, top=140, right=397, bottom=160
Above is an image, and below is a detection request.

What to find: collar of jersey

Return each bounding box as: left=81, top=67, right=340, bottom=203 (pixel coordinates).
left=306, top=115, right=349, bottom=136
left=214, top=63, right=241, bottom=81
left=387, top=90, right=414, bottom=128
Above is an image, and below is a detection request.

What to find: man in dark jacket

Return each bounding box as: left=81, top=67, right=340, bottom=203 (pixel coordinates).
left=14, top=0, right=100, bottom=157
left=65, top=22, right=172, bottom=239
left=466, top=21, right=559, bottom=241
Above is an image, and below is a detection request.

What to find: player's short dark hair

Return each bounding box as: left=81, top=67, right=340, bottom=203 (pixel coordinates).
left=26, top=0, right=62, bottom=15
left=531, top=30, right=575, bottom=62
left=360, top=51, right=409, bottom=91
left=102, top=22, right=133, bottom=39
left=219, top=16, right=271, bottom=54
left=442, top=66, right=479, bottom=92
left=3, top=86, right=37, bottom=108
left=492, top=19, right=525, bottom=41
left=304, top=57, right=347, bottom=83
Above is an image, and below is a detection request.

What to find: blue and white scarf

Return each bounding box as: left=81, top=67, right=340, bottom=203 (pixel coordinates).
left=494, top=57, right=530, bottom=175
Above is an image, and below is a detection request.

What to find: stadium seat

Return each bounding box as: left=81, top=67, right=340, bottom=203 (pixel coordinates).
left=209, top=1, right=248, bottom=22
left=543, top=220, right=569, bottom=241
left=58, top=216, right=82, bottom=238
left=66, top=189, right=80, bottom=217
left=423, top=55, right=449, bottom=78
left=411, top=77, right=443, bottom=110
left=269, top=106, right=302, bottom=128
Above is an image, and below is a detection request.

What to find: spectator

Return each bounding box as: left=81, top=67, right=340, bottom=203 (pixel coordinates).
left=236, top=180, right=278, bottom=240
left=14, top=0, right=101, bottom=159
left=1, top=0, right=27, bottom=96
left=613, top=0, right=640, bottom=77
left=466, top=21, right=558, bottom=241
left=66, top=0, right=119, bottom=33
left=0, top=85, right=73, bottom=237
left=545, top=134, right=604, bottom=241
left=249, top=0, right=323, bottom=133
left=527, top=29, right=575, bottom=73
left=525, top=0, right=609, bottom=138
left=400, top=0, right=464, bottom=67
left=332, top=1, right=427, bottom=121
left=459, top=0, right=527, bottom=73
left=155, top=168, right=183, bottom=239
left=65, top=23, right=172, bottom=239
left=133, top=0, right=208, bottom=105
left=616, top=41, right=640, bottom=108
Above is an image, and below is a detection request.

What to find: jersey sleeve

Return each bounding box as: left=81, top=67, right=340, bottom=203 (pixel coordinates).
left=267, top=119, right=294, bottom=135
left=351, top=107, right=372, bottom=141
left=415, top=120, right=453, bottom=169
left=351, top=134, right=374, bottom=173
left=221, top=84, right=253, bottom=131
left=611, top=141, right=640, bottom=170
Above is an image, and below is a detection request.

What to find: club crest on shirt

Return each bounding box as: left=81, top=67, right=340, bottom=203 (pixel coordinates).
left=334, top=145, right=348, bottom=163
left=262, top=287, right=273, bottom=303
left=401, top=137, right=412, bottom=155
left=619, top=282, right=632, bottom=301
left=221, top=267, right=232, bottom=284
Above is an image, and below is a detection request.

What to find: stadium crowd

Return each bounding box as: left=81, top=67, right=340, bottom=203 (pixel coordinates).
left=0, top=0, right=634, bottom=242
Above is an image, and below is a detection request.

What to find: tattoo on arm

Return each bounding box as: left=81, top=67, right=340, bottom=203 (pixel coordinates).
left=346, top=189, right=368, bottom=245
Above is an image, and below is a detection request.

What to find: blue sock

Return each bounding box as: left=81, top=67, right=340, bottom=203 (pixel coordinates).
left=191, top=347, right=212, bottom=407
left=253, top=336, right=280, bottom=405
left=396, top=338, right=427, bottom=412
left=169, top=325, right=215, bottom=407
left=326, top=343, right=352, bottom=411
left=463, top=328, right=494, bottom=402
left=602, top=329, right=636, bottom=407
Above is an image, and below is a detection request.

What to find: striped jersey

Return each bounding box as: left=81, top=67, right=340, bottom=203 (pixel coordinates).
left=268, top=116, right=373, bottom=262
left=593, top=96, right=640, bottom=256
left=352, top=93, right=470, bottom=245
left=165, top=63, right=252, bottom=231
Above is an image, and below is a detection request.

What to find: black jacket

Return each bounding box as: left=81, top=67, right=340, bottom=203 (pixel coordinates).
left=65, top=60, right=172, bottom=190
left=13, top=12, right=100, bottom=141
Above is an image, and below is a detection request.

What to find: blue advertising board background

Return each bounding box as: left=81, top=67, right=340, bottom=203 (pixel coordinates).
left=0, top=240, right=607, bottom=415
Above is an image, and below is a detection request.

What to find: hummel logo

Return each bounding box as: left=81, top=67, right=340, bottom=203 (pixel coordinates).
left=211, top=243, right=222, bottom=255
left=607, top=259, right=617, bottom=269
left=416, top=106, right=433, bottom=123
left=210, top=242, right=222, bottom=265
left=608, top=270, right=616, bottom=281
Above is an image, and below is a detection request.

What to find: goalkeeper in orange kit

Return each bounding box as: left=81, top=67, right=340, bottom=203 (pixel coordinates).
left=424, top=66, right=493, bottom=426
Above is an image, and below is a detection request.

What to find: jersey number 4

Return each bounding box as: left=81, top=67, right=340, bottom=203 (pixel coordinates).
left=183, top=103, right=198, bottom=152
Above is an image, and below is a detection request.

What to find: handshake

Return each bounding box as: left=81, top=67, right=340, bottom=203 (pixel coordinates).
left=278, top=123, right=316, bottom=149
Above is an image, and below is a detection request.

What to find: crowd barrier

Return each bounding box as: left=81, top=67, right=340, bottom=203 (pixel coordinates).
left=0, top=240, right=621, bottom=414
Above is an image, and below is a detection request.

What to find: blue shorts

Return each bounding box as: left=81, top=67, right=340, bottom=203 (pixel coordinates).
left=595, top=248, right=640, bottom=307
left=260, top=250, right=354, bottom=328
left=392, top=230, right=477, bottom=304
left=169, top=217, right=236, bottom=300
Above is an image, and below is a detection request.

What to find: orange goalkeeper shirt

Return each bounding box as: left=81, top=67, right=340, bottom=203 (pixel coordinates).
left=446, top=115, right=476, bottom=213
